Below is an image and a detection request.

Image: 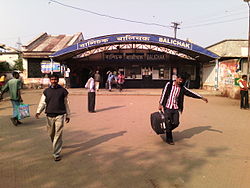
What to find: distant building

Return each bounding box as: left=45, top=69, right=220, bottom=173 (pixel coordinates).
left=22, top=32, right=83, bottom=88
left=0, top=44, right=21, bottom=67
left=205, top=39, right=248, bottom=98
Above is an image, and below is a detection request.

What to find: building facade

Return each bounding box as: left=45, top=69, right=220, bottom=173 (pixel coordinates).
left=205, top=39, right=248, bottom=98
left=22, top=32, right=84, bottom=87
left=0, top=44, right=21, bottom=67
left=51, top=33, right=218, bottom=88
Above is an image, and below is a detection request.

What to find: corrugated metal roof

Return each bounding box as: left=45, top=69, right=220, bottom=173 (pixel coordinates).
left=0, top=43, right=20, bottom=53
left=206, top=39, right=248, bottom=58
left=22, top=32, right=83, bottom=58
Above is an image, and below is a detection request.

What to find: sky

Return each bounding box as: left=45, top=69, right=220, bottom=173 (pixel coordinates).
left=0, top=0, right=249, bottom=49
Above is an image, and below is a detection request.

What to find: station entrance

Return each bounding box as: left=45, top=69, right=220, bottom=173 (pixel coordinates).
left=51, top=33, right=219, bottom=88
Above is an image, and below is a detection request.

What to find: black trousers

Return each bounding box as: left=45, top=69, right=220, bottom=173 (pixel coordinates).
left=65, top=77, right=70, bottom=88
left=164, top=108, right=180, bottom=141
left=240, top=90, right=249, bottom=109
left=88, top=92, right=96, bottom=112
left=118, top=83, right=124, bottom=91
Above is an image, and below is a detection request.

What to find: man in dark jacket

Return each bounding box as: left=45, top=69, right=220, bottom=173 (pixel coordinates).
left=159, top=73, right=208, bottom=145
left=35, top=74, right=70, bottom=161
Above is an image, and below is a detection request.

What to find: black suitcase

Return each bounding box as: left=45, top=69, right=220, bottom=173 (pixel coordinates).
left=150, top=111, right=167, bottom=135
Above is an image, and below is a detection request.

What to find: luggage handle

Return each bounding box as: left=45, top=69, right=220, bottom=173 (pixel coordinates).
left=158, top=110, right=165, bottom=115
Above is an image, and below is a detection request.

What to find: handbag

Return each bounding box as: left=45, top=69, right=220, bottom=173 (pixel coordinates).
left=17, top=103, right=30, bottom=120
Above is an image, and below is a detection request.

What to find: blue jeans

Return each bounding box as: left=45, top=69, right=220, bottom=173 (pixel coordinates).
left=11, top=100, right=21, bottom=118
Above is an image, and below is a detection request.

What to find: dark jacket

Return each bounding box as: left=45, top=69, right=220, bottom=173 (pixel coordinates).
left=159, top=80, right=202, bottom=112
left=43, top=85, right=68, bottom=116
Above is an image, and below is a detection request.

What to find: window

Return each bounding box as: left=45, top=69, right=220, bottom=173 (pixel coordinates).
left=125, top=65, right=142, bottom=79
left=152, top=66, right=170, bottom=80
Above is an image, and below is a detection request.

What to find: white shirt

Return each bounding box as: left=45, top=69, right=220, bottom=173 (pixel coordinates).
left=65, top=68, right=70, bottom=78
left=85, top=77, right=95, bottom=92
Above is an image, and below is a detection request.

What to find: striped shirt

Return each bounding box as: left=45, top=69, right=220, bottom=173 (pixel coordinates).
left=159, top=81, right=203, bottom=112
left=166, top=82, right=181, bottom=109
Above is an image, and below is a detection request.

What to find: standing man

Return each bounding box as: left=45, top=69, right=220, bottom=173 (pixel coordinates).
left=159, top=73, right=208, bottom=145
left=238, top=75, right=249, bottom=109
left=35, top=74, right=70, bottom=161
left=94, top=70, right=101, bottom=91
left=0, top=72, right=23, bottom=126
left=64, top=67, right=71, bottom=88
left=85, top=72, right=96, bottom=113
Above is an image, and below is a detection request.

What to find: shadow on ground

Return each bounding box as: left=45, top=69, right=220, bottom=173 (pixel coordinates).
left=63, top=131, right=127, bottom=156
left=96, top=105, right=126, bottom=112
left=0, top=121, right=228, bottom=188
left=160, top=126, right=222, bottom=142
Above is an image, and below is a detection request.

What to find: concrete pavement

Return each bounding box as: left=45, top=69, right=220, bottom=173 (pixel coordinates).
left=0, top=88, right=250, bottom=188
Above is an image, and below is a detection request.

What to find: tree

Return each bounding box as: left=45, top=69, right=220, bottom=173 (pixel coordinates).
left=13, top=56, right=23, bottom=71
left=0, top=61, right=12, bottom=71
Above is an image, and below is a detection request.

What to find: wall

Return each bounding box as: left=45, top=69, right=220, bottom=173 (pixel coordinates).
left=202, top=63, right=216, bottom=90
left=0, top=53, right=19, bottom=67
left=218, top=59, right=241, bottom=99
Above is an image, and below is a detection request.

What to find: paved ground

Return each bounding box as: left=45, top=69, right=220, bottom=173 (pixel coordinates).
left=1, top=88, right=250, bottom=188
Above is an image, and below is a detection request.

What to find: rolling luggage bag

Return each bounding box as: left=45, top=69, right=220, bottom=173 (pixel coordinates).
left=150, top=111, right=167, bottom=134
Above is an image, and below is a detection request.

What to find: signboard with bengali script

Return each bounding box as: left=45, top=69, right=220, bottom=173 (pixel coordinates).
left=50, top=33, right=219, bottom=60
left=41, top=61, right=61, bottom=73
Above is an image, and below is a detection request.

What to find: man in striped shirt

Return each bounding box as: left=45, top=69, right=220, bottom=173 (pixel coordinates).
left=159, top=73, right=208, bottom=145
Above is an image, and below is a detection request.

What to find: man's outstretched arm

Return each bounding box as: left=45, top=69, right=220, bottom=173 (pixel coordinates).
left=184, top=87, right=208, bottom=103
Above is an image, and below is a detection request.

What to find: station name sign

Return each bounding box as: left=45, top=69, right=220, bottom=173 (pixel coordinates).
left=51, top=33, right=219, bottom=60
left=105, top=53, right=167, bottom=61
left=78, top=34, right=192, bottom=50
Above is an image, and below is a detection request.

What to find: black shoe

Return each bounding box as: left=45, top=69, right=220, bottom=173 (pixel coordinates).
left=54, top=156, right=61, bottom=162
left=17, top=120, right=22, bottom=124
left=10, top=117, right=18, bottom=126
left=166, top=140, right=175, bottom=145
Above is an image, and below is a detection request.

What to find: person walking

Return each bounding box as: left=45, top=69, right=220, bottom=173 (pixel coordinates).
left=94, top=70, right=101, bottom=91
left=117, top=72, right=125, bottom=91
left=107, top=71, right=114, bottom=91
left=35, top=74, right=70, bottom=161
left=0, top=72, right=23, bottom=126
left=159, top=73, right=208, bottom=145
left=85, top=72, right=96, bottom=113
left=238, top=75, right=249, bottom=109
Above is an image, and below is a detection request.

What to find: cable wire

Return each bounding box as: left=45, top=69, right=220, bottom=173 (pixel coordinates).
left=183, top=16, right=247, bottom=29
left=185, top=10, right=247, bottom=27
left=49, top=0, right=171, bottom=28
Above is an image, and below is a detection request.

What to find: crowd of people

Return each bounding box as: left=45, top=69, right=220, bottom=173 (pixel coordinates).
left=0, top=71, right=249, bottom=161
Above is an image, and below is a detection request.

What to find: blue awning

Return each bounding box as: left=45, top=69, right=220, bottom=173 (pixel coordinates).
left=50, top=33, right=219, bottom=62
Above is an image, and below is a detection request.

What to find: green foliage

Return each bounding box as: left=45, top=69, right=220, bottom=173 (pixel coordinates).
left=13, top=57, right=23, bottom=71
left=0, top=61, right=12, bottom=71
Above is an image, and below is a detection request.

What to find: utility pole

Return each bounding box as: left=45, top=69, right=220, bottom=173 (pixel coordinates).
left=244, top=0, right=250, bottom=80
left=16, top=37, right=22, bottom=51
left=171, top=22, right=181, bottom=38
